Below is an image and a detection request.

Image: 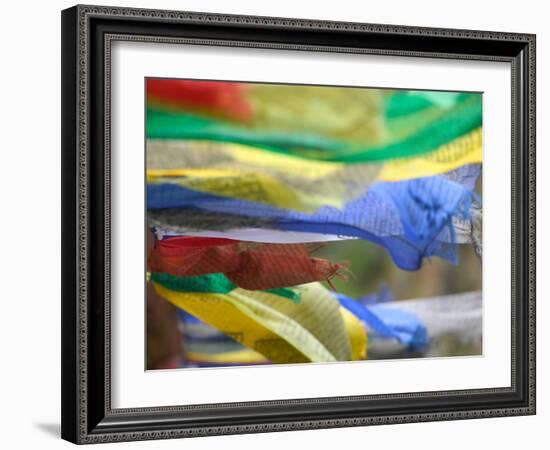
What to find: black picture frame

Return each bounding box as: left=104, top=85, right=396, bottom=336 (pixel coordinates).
left=61, top=4, right=536, bottom=444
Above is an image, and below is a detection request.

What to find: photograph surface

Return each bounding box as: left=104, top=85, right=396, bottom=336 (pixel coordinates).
left=145, top=79, right=483, bottom=370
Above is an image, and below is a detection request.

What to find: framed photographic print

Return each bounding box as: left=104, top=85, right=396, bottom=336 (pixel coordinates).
left=61, top=4, right=536, bottom=444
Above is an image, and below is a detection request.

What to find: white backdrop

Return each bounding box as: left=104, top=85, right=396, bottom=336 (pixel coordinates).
left=0, top=0, right=546, bottom=449
left=112, top=42, right=511, bottom=408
